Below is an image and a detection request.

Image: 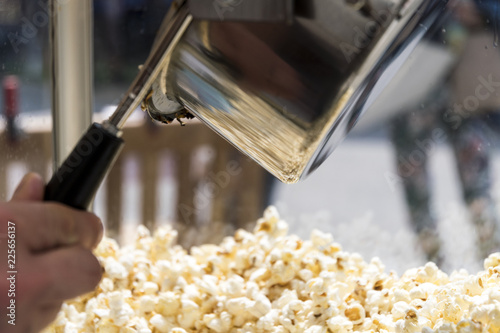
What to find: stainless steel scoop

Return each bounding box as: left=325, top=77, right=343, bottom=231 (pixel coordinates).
left=143, top=0, right=447, bottom=183
left=44, top=0, right=447, bottom=210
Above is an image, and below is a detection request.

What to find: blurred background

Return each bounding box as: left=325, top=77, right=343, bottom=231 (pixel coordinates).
left=1, top=0, right=500, bottom=275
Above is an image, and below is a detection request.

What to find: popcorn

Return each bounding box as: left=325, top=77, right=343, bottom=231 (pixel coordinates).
left=248, top=293, right=272, bottom=318
left=327, top=316, right=354, bottom=333
left=155, top=291, right=180, bottom=316
left=310, top=229, right=334, bottom=249
left=138, top=295, right=155, bottom=314
left=226, top=297, right=252, bottom=316
left=177, top=299, right=200, bottom=328
left=109, top=291, right=134, bottom=326
left=142, top=282, right=159, bottom=295
left=171, top=329, right=187, bottom=333
left=484, top=252, right=500, bottom=270
left=43, top=207, right=500, bottom=333
left=149, top=314, right=175, bottom=333
left=344, top=303, right=365, bottom=325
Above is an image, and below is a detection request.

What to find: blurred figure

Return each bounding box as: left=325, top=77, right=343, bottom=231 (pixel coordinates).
left=390, top=0, right=500, bottom=263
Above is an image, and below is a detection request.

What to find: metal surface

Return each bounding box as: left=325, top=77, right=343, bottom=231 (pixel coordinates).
left=189, top=0, right=294, bottom=22
left=107, top=2, right=192, bottom=131
left=49, top=0, right=93, bottom=167
left=147, top=0, right=447, bottom=183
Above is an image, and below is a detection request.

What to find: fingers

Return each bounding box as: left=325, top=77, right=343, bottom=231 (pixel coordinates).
left=37, top=246, right=102, bottom=301
left=10, top=173, right=44, bottom=202
left=16, top=302, right=62, bottom=333
left=14, top=247, right=101, bottom=330
left=7, top=202, right=103, bottom=252
left=36, top=303, right=64, bottom=333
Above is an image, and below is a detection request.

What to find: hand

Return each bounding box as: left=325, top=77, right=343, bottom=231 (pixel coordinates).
left=0, top=173, right=104, bottom=333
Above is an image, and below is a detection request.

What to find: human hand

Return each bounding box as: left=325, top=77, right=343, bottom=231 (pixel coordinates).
left=0, top=173, right=104, bottom=332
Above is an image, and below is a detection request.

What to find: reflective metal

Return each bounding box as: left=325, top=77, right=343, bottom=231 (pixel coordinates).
left=50, top=0, right=93, bottom=167
left=189, top=0, right=294, bottom=22
left=148, top=0, right=447, bottom=183
left=107, top=1, right=192, bottom=130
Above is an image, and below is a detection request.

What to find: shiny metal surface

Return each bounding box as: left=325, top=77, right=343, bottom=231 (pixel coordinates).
left=189, top=0, right=294, bottom=22
left=50, top=0, right=93, bottom=167
left=107, top=0, right=192, bottom=130
left=149, top=0, right=447, bottom=183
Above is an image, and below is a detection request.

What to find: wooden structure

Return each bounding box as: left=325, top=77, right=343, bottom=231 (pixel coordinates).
left=0, top=113, right=269, bottom=247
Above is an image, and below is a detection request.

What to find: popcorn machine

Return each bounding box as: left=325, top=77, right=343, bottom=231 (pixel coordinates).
left=45, top=0, right=447, bottom=209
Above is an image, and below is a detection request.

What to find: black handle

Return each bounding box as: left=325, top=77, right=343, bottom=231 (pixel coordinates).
left=44, top=123, right=124, bottom=210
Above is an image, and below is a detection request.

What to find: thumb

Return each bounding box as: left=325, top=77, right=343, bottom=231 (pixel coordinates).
left=11, top=173, right=44, bottom=202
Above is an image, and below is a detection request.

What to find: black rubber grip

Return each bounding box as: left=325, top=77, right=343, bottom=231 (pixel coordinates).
left=44, top=123, right=124, bottom=210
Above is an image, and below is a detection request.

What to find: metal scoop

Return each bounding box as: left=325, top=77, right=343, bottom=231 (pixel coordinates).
left=44, top=0, right=447, bottom=209
left=144, top=0, right=448, bottom=183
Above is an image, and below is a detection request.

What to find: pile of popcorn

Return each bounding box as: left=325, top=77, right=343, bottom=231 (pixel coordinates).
left=45, top=207, right=500, bottom=333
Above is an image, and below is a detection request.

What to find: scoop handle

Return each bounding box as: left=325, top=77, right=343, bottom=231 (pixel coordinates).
left=44, top=123, right=124, bottom=210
